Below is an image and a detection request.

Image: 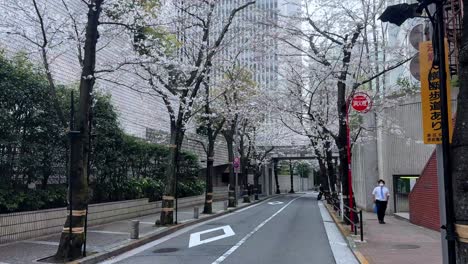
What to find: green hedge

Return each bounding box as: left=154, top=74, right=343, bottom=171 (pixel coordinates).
left=0, top=187, right=67, bottom=213
left=0, top=53, right=205, bottom=213
left=0, top=177, right=205, bottom=213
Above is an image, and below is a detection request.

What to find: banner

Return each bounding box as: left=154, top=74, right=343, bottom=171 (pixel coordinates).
left=419, top=40, right=453, bottom=144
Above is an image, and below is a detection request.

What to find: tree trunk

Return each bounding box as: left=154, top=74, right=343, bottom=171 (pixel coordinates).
left=453, top=2, right=468, bottom=260
left=318, top=157, right=328, bottom=191
left=289, top=160, right=295, bottom=193
left=325, top=142, right=336, bottom=192
left=203, top=141, right=215, bottom=214
left=274, top=160, right=280, bottom=194
left=337, top=81, right=349, bottom=197
left=159, top=127, right=183, bottom=225
left=254, top=169, right=260, bottom=200
left=223, top=130, right=236, bottom=207
left=54, top=1, right=102, bottom=260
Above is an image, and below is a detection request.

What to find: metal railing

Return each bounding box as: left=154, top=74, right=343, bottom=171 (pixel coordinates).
left=326, top=194, right=364, bottom=242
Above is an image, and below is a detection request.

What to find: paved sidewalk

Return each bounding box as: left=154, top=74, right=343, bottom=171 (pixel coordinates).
left=356, top=211, right=442, bottom=264
left=0, top=198, right=258, bottom=264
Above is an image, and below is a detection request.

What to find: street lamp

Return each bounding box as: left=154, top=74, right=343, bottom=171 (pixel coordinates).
left=380, top=1, right=456, bottom=263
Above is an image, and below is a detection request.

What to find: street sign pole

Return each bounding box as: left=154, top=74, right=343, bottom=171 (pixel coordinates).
left=435, top=2, right=456, bottom=262
left=348, top=92, right=373, bottom=230
left=235, top=171, right=238, bottom=206
left=234, top=157, right=240, bottom=206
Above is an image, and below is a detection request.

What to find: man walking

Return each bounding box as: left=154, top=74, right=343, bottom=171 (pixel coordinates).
left=372, top=179, right=390, bottom=224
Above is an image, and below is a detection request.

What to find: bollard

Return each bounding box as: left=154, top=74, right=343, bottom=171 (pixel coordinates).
left=228, top=190, right=236, bottom=207
left=224, top=201, right=228, bottom=210
left=194, top=206, right=199, bottom=219
left=360, top=210, right=364, bottom=242
left=243, top=188, right=251, bottom=203
left=130, top=220, right=139, bottom=239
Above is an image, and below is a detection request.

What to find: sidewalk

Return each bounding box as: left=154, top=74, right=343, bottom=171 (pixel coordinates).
left=356, top=211, right=442, bottom=264
left=0, top=197, right=261, bottom=264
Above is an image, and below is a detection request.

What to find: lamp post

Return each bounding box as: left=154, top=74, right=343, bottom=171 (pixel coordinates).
left=380, top=1, right=456, bottom=263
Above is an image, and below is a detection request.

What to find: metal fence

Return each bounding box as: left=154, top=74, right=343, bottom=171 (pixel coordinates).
left=326, top=195, right=364, bottom=242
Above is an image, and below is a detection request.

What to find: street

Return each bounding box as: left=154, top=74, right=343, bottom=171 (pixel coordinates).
left=102, top=194, right=357, bottom=264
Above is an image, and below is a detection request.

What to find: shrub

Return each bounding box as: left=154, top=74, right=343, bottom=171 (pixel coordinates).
left=0, top=53, right=204, bottom=213
left=0, top=186, right=67, bottom=213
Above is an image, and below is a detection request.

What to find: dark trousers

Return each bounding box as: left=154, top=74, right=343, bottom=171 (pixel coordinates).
left=376, top=200, right=388, bottom=222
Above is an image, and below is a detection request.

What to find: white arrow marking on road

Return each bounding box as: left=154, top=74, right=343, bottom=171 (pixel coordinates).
left=268, top=201, right=284, bottom=205
left=189, top=225, right=235, bottom=248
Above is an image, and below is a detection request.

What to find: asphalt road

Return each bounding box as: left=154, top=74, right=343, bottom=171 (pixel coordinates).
left=102, top=193, right=348, bottom=264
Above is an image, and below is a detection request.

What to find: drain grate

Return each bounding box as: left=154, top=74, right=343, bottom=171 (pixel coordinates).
left=392, top=244, right=420, bottom=250
left=153, top=248, right=179, bottom=254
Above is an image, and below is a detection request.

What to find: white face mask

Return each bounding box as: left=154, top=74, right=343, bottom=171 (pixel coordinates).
left=379, top=183, right=384, bottom=187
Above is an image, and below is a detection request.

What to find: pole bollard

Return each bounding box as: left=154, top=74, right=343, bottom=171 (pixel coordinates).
left=224, top=201, right=228, bottom=210
left=194, top=206, right=199, bottom=219
left=360, top=210, right=364, bottom=242
left=130, top=220, right=139, bottom=239
left=228, top=190, right=236, bottom=207
left=243, top=188, right=251, bottom=203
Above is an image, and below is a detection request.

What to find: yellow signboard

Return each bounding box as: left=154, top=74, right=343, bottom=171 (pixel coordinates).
left=419, top=40, right=452, bottom=144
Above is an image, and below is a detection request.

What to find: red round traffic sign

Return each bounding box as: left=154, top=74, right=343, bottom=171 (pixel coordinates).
left=351, top=92, right=372, bottom=113
left=233, top=157, right=240, bottom=169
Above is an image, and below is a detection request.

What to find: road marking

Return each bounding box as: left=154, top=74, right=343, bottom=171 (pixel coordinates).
left=100, top=197, right=275, bottom=264
left=318, top=201, right=359, bottom=264
left=267, top=201, right=284, bottom=205
left=211, top=196, right=303, bottom=264
left=189, top=225, right=235, bottom=248
left=88, top=230, right=129, bottom=235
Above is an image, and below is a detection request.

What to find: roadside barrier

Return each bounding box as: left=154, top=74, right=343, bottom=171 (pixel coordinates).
left=326, top=195, right=364, bottom=242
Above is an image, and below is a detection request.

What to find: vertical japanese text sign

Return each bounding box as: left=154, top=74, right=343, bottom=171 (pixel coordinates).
left=419, top=40, right=453, bottom=144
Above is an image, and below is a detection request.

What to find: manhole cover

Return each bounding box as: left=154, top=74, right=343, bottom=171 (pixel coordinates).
left=392, top=244, right=420, bottom=250
left=153, top=248, right=179, bottom=253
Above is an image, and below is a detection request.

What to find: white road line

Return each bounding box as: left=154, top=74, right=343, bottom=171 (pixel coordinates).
left=88, top=230, right=129, bottom=235
left=100, top=197, right=277, bottom=264
left=318, top=201, right=359, bottom=264
left=211, top=196, right=303, bottom=264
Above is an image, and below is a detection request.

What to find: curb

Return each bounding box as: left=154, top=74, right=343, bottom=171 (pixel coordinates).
left=68, top=196, right=276, bottom=264
left=323, top=203, right=370, bottom=264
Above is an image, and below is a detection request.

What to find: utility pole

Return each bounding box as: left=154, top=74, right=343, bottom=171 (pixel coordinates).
left=434, top=2, right=456, bottom=262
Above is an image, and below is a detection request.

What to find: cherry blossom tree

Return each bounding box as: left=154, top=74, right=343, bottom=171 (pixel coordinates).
left=125, top=0, right=255, bottom=224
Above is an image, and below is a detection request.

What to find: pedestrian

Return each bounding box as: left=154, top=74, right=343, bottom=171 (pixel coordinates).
left=372, top=179, right=390, bottom=224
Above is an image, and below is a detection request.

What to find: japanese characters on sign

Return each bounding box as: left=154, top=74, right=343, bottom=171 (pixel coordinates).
left=419, top=40, right=453, bottom=144
left=351, top=92, right=372, bottom=113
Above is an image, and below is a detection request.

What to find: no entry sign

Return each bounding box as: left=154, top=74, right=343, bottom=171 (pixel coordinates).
left=351, top=92, right=372, bottom=113
left=233, top=157, right=240, bottom=173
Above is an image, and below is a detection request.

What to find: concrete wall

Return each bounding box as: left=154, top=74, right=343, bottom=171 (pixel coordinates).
left=352, top=95, right=435, bottom=213
left=0, top=187, right=228, bottom=245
